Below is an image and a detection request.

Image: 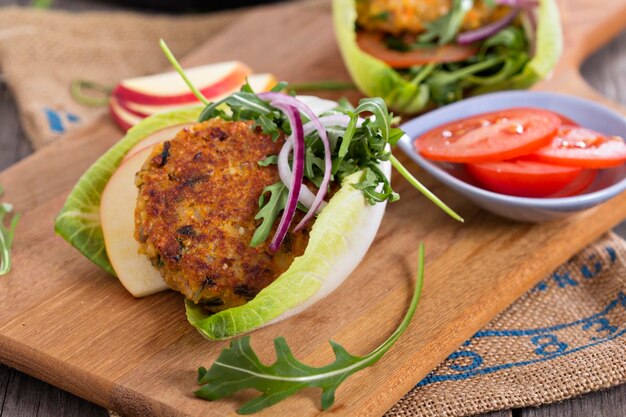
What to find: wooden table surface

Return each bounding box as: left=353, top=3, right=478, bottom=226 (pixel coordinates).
left=0, top=1, right=625, bottom=416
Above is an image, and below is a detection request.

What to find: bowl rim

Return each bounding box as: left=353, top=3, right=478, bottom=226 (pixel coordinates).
left=397, top=91, right=626, bottom=210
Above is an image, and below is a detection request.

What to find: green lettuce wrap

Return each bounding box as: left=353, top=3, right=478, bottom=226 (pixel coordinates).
left=55, top=101, right=391, bottom=340
left=54, top=107, right=202, bottom=274
left=333, top=0, right=562, bottom=113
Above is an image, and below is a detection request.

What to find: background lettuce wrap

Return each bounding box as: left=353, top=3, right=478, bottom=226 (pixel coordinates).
left=333, top=0, right=563, bottom=114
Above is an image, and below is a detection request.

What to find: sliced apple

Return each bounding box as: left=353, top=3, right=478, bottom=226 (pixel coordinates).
left=114, top=62, right=251, bottom=105
left=122, top=123, right=193, bottom=162
left=117, top=73, right=278, bottom=117
left=109, top=96, right=143, bottom=131
left=101, top=147, right=169, bottom=297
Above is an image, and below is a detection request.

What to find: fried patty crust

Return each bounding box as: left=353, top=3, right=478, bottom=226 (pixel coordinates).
left=357, top=0, right=506, bottom=36
left=134, top=119, right=309, bottom=312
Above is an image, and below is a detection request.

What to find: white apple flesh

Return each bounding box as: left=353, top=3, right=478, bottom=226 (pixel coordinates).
left=114, top=61, right=250, bottom=105
left=100, top=147, right=169, bottom=297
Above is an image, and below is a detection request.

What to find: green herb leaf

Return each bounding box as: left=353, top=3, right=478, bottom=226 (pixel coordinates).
left=335, top=97, right=355, bottom=112
left=389, top=155, right=463, bottom=222
left=0, top=187, right=20, bottom=276
left=258, top=155, right=278, bottom=167
left=373, top=10, right=390, bottom=21
left=195, top=244, right=426, bottom=414
left=250, top=182, right=288, bottom=247
left=419, top=0, right=474, bottom=45
left=32, top=0, right=53, bottom=8
left=160, top=39, right=210, bottom=106
left=256, top=114, right=282, bottom=141
left=194, top=88, right=462, bottom=245
left=270, top=81, right=289, bottom=92
left=353, top=164, right=399, bottom=205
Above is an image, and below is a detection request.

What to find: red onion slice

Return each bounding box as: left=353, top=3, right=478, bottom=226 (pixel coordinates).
left=277, top=138, right=316, bottom=208
left=457, top=9, right=519, bottom=45
left=259, top=92, right=334, bottom=231
left=268, top=103, right=304, bottom=252
left=278, top=115, right=363, bottom=213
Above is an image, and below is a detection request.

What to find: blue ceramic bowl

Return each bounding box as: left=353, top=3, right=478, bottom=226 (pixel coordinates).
left=397, top=91, right=626, bottom=222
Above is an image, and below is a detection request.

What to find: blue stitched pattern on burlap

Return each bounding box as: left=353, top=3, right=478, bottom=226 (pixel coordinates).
left=417, top=245, right=626, bottom=387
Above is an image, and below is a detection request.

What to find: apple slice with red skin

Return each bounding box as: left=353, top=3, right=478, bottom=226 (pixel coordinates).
left=101, top=146, right=169, bottom=297
left=120, top=92, right=337, bottom=160
left=109, top=95, right=143, bottom=131
left=117, top=73, right=278, bottom=117
left=114, top=61, right=251, bottom=105
left=123, top=123, right=194, bottom=162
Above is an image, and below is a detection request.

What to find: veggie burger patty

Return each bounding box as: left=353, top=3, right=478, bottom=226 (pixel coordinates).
left=134, top=119, right=309, bottom=312
left=357, top=0, right=503, bottom=35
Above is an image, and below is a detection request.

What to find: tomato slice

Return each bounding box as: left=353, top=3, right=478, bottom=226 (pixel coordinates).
left=356, top=31, right=478, bottom=68
left=466, top=159, right=584, bottom=198
left=529, top=125, right=626, bottom=169
left=415, top=108, right=561, bottom=163
left=550, top=169, right=597, bottom=198
left=556, top=113, right=578, bottom=126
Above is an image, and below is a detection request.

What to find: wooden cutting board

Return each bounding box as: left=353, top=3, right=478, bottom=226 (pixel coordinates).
left=1, top=1, right=626, bottom=416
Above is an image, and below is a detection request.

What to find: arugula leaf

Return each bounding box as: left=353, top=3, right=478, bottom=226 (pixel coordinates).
left=352, top=165, right=398, bottom=204
left=255, top=114, right=282, bottom=141
left=32, top=0, right=53, bottom=9
left=389, top=156, right=463, bottom=222
left=195, top=244, right=426, bottom=414
left=334, top=98, right=396, bottom=167
left=193, top=86, right=461, bottom=245
left=482, top=26, right=527, bottom=51
left=160, top=40, right=210, bottom=106
left=373, top=10, right=390, bottom=21
left=250, top=182, right=288, bottom=247
left=0, top=187, right=19, bottom=276
left=421, top=26, right=530, bottom=105
left=334, top=97, right=355, bottom=112
left=199, top=91, right=275, bottom=122
left=258, top=155, right=278, bottom=167
left=270, top=81, right=289, bottom=92
left=419, top=0, right=474, bottom=45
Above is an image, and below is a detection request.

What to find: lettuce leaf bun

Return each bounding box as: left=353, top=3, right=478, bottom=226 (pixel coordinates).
left=55, top=98, right=389, bottom=339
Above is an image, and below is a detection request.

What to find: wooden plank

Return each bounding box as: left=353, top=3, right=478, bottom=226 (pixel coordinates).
left=0, top=365, right=108, bottom=417
left=485, top=412, right=514, bottom=417
left=581, top=31, right=626, bottom=106
left=521, top=384, right=626, bottom=417
left=0, top=2, right=625, bottom=417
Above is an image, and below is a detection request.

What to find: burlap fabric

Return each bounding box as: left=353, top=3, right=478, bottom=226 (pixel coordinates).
left=386, top=232, right=626, bottom=417
left=0, top=6, right=625, bottom=417
left=0, top=6, right=241, bottom=149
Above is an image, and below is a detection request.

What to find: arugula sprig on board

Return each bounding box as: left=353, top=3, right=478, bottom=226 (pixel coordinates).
left=195, top=245, right=425, bottom=414
left=0, top=186, right=19, bottom=276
